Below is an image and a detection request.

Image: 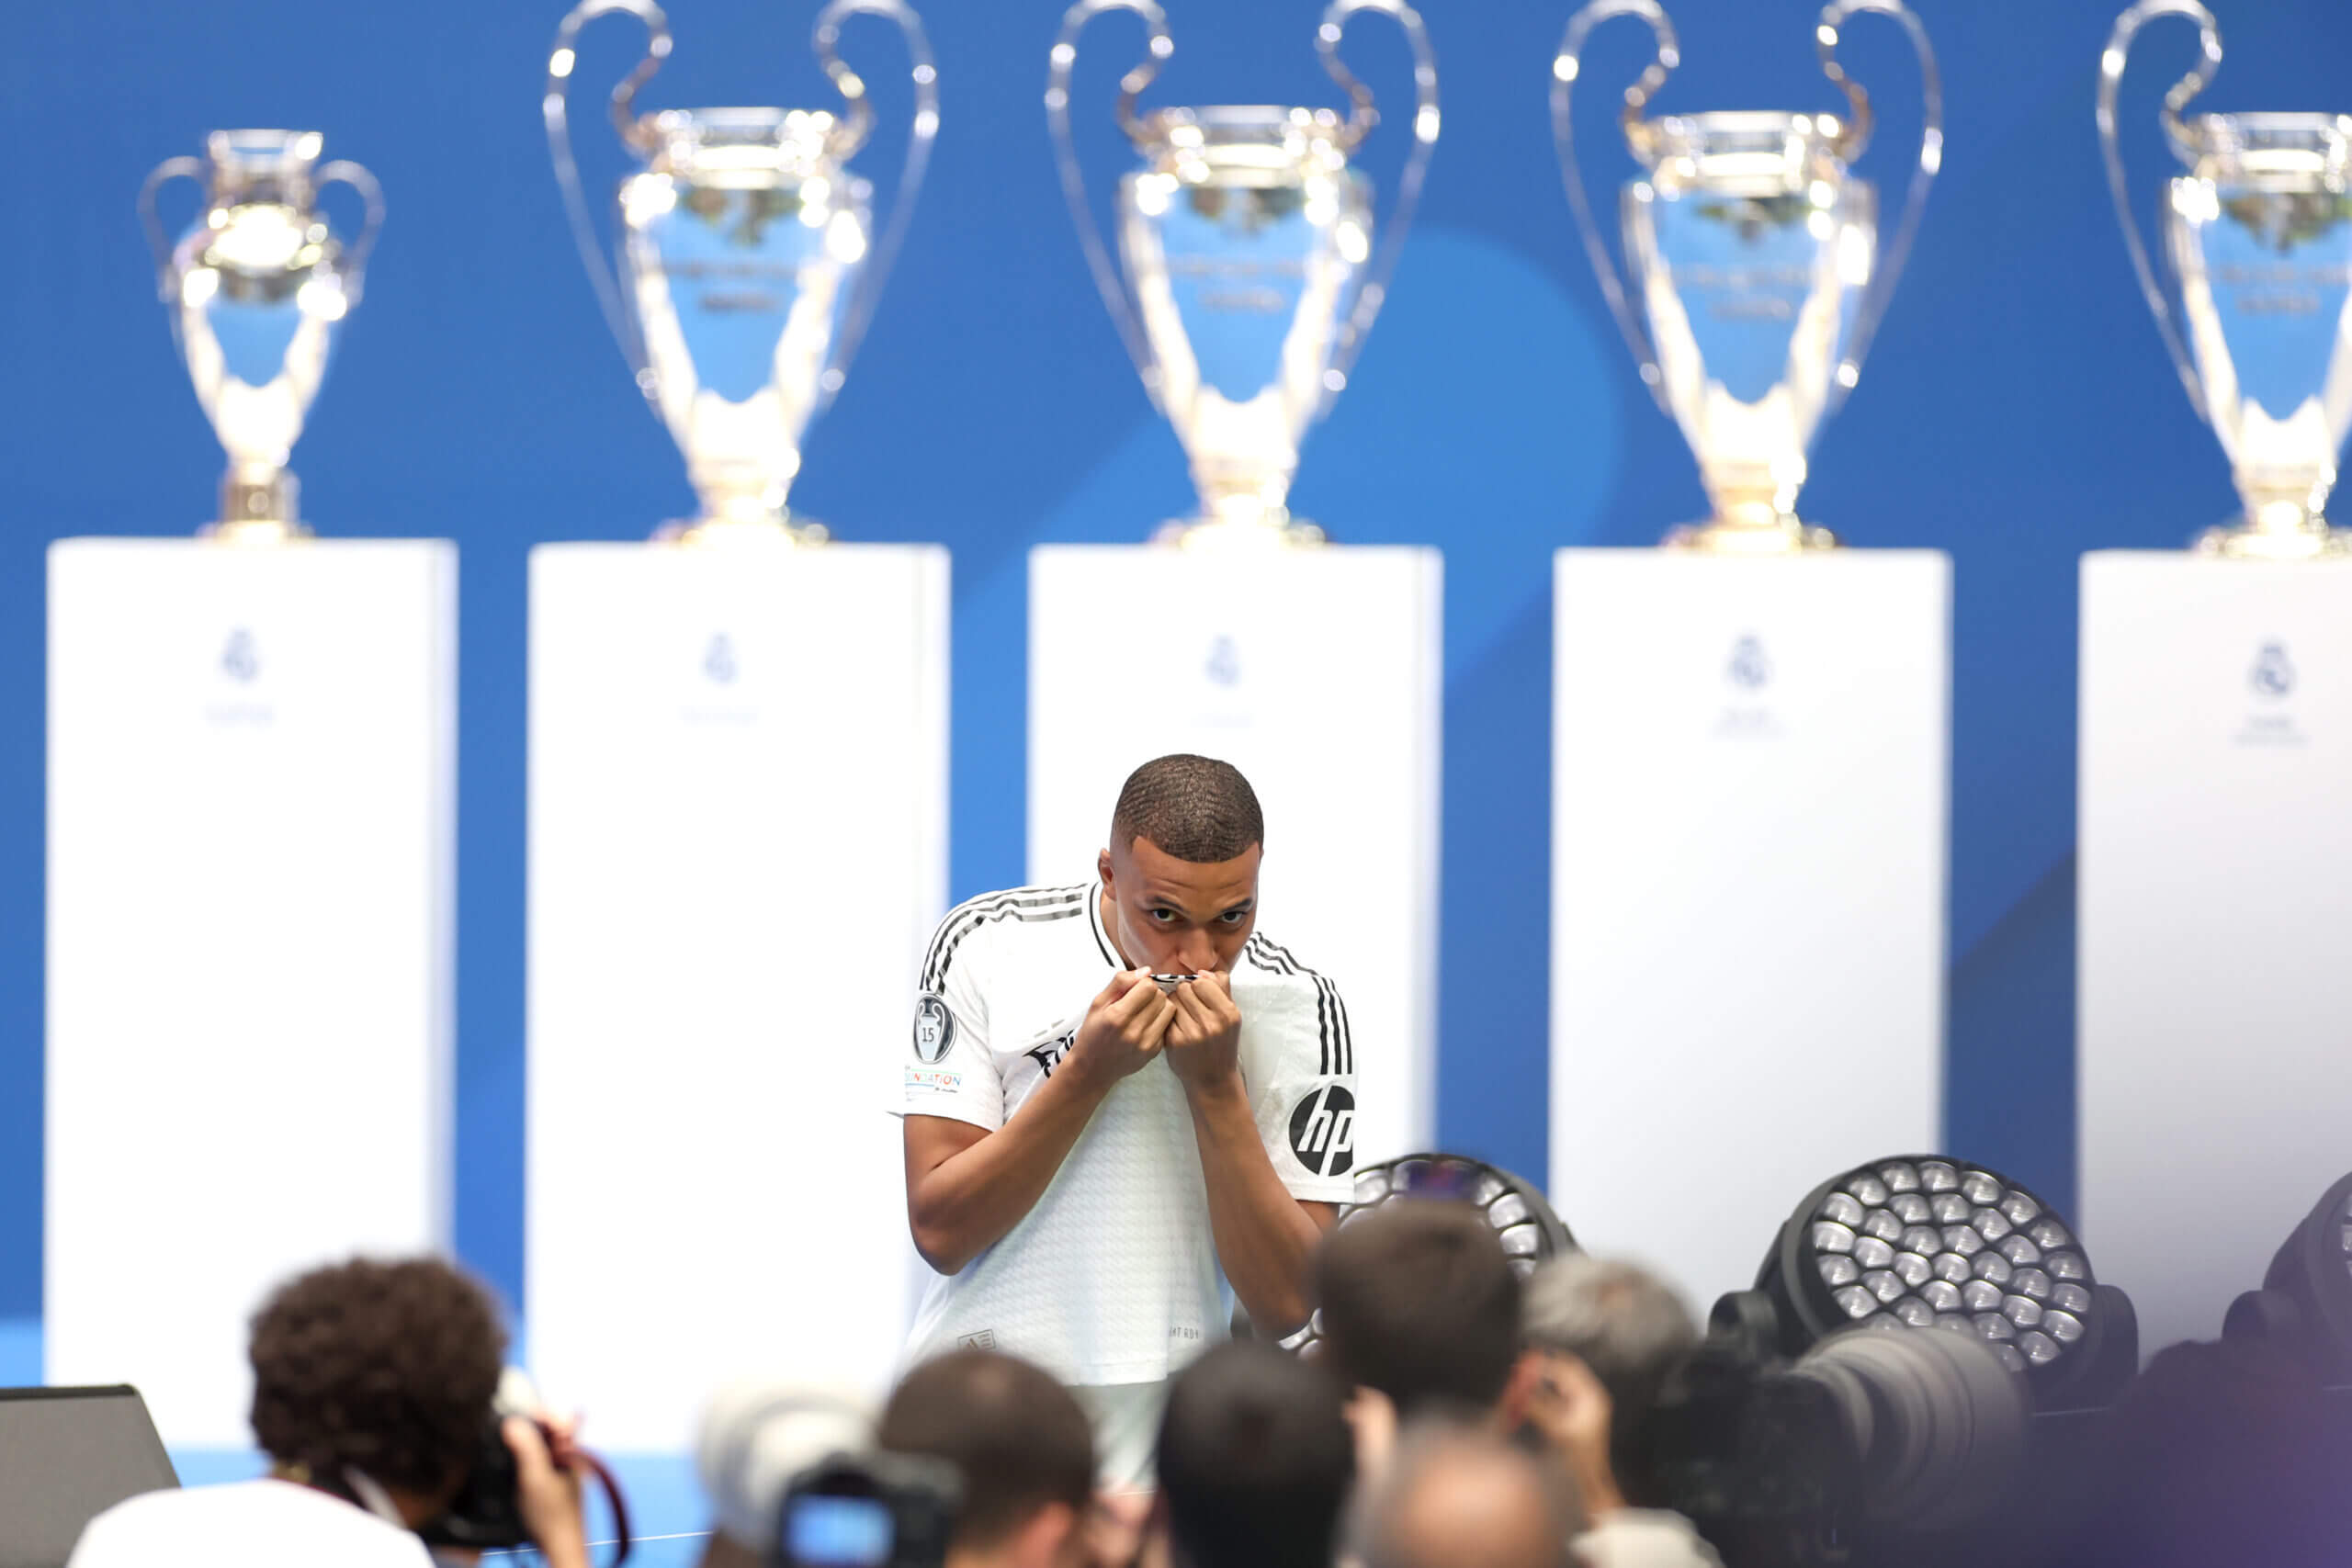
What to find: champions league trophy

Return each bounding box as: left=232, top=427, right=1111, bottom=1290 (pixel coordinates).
left=547, top=0, right=937, bottom=542
left=2099, top=2, right=2352, bottom=558
left=1047, top=0, right=1439, bottom=546
left=1555, top=0, right=1941, bottom=550
left=140, top=132, right=383, bottom=541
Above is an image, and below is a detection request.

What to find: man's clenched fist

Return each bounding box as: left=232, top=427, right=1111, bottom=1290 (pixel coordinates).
left=1068, top=968, right=1178, bottom=1086
left=1162, top=969, right=1244, bottom=1093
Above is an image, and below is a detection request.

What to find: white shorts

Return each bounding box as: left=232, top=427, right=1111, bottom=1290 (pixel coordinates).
left=1069, top=1380, right=1170, bottom=1495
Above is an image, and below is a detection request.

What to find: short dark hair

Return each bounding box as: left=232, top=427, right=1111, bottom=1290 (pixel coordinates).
left=877, top=1350, right=1094, bottom=1551
left=247, top=1255, right=505, bottom=1496
left=1111, top=754, right=1263, bottom=863
left=1159, top=1342, right=1355, bottom=1568
left=1317, top=1201, right=1523, bottom=1418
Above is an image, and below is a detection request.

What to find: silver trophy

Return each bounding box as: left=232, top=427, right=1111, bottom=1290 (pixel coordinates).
left=140, top=131, right=383, bottom=541
left=1047, top=0, right=1439, bottom=546
left=1555, top=0, right=1940, bottom=550
left=2099, top=2, right=2352, bottom=558
left=547, top=0, right=937, bottom=543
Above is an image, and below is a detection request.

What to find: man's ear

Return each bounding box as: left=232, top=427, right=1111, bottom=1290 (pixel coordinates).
left=1098, top=846, right=1115, bottom=892
left=1497, top=1347, right=1549, bottom=1429
left=1012, top=1499, right=1081, bottom=1568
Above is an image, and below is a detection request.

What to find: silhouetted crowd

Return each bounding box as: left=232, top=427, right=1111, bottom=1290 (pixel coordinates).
left=60, top=1193, right=2352, bottom=1568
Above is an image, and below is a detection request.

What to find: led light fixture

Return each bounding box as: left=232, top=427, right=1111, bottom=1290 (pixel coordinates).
left=1714, top=1155, right=2137, bottom=1408
left=1277, top=1152, right=1575, bottom=1352
left=2223, top=1170, right=2352, bottom=1382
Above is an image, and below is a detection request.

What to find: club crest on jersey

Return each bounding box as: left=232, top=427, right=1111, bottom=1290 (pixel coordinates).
left=1288, top=1084, right=1356, bottom=1178
left=912, top=993, right=956, bottom=1063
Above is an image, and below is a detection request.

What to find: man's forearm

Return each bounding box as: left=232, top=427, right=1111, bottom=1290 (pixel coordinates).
left=907, top=1064, right=1116, bottom=1274
left=1186, top=1077, right=1325, bottom=1336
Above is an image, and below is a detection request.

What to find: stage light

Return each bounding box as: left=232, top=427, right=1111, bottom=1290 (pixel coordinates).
left=2223, top=1170, right=2352, bottom=1382
left=1714, top=1156, right=2137, bottom=1409
left=1276, top=1152, right=1576, bottom=1352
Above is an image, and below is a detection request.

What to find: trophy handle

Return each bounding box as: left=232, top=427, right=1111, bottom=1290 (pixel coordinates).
left=1816, top=0, right=1942, bottom=410
left=2096, top=0, right=2222, bottom=422
left=1316, top=0, right=1442, bottom=405
left=1046, top=0, right=1176, bottom=397
left=546, top=0, right=674, bottom=391
left=137, top=156, right=206, bottom=302
left=1551, top=0, right=1679, bottom=408
left=810, top=0, right=941, bottom=402
left=314, top=159, right=387, bottom=304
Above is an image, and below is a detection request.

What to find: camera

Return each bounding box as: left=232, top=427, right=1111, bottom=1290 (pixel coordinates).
left=1617, top=1326, right=2030, bottom=1568
left=418, top=1371, right=631, bottom=1562
left=774, top=1450, right=961, bottom=1568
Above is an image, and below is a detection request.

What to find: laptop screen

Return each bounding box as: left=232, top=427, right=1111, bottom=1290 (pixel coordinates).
left=0, top=1387, right=180, bottom=1568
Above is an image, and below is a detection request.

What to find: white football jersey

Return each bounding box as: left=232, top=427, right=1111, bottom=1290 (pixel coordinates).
left=893, top=881, right=1360, bottom=1387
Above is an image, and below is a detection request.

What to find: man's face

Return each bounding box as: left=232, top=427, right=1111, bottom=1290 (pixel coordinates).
left=1098, top=834, right=1261, bottom=975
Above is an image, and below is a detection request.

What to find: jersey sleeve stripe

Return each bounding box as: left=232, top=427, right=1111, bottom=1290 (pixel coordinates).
left=1317, top=979, right=1334, bottom=1077
left=922, top=886, right=1089, bottom=991
left=1248, top=934, right=1350, bottom=1077
left=922, top=886, right=1086, bottom=989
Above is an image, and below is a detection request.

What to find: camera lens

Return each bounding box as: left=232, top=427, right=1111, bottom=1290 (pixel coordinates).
left=1793, top=1325, right=2029, bottom=1531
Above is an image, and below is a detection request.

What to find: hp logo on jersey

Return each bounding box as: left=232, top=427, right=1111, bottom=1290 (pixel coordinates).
left=1288, top=1085, right=1356, bottom=1178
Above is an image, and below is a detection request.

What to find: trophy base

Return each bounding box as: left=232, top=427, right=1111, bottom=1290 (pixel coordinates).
left=2193, top=519, right=2349, bottom=560
left=1663, top=518, right=1840, bottom=553
left=207, top=468, right=307, bottom=543
left=654, top=514, right=833, bottom=547
left=1152, top=514, right=1329, bottom=549
left=200, top=517, right=312, bottom=546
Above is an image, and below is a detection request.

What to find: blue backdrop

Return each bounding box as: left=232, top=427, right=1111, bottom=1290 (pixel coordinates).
left=5, top=0, right=2347, bottom=1324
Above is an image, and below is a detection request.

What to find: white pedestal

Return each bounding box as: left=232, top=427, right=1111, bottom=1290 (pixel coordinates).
left=2079, top=553, right=2352, bottom=1358
left=1027, top=546, right=1442, bottom=1165
left=46, top=538, right=457, bottom=1448
left=1552, top=550, right=1950, bottom=1311
left=528, top=543, right=948, bottom=1450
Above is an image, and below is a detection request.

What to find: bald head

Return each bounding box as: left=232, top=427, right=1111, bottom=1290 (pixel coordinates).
left=1353, top=1422, right=1579, bottom=1568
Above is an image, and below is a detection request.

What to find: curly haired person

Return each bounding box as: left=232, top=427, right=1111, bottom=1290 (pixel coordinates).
left=70, top=1256, right=590, bottom=1568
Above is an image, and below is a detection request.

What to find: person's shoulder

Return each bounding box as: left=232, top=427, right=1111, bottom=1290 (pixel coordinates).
left=920, top=882, right=1095, bottom=988
left=1236, top=931, right=1355, bottom=1074
left=1238, top=931, right=1344, bottom=998
left=77, top=1482, right=427, bottom=1566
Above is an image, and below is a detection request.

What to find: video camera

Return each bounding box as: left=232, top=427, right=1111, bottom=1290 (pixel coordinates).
left=773, top=1450, right=962, bottom=1568
left=1617, top=1325, right=2032, bottom=1568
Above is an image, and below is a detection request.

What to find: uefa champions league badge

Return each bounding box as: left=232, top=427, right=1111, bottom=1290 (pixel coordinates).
left=912, top=993, right=956, bottom=1063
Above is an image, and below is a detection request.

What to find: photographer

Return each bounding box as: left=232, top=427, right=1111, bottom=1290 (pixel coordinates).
left=1154, top=1341, right=1354, bottom=1568
left=1349, top=1418, right=1578, bottom=1568
left=1316, top=1209, right=1717, bottom=1568
left=1520, top=1256, right=1722, bottom=1568
left=876, top=1350, right=1095, bottom=1568
left=1315, top=1200, right=1526, bottom=1421
left=69, top=1256, right=588, bottom=1568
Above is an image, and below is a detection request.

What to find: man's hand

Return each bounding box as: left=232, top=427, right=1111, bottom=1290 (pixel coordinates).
left=1067, top=968, right=1176, bottom=1088
left=1163, top=969, right=1243, bottom=1095
left=504, top=1415, right=592, bottom=1568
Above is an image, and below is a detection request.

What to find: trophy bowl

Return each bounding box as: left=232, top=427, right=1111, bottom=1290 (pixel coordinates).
left=621, top=106, right=874, bottom=538
left=1555, top=0, right=1940, bottom=551
left=2100, top=3, right=2352, bottom=557
left=1624, top=110, right=1876, bottom=548
left=548, top=0, right=937, bottom=544
left=1049, top=0, right=1439, bottom=547
left=1120, top=104, right=1373, bottom=540
left=140, top=130, right=384, bottom=540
